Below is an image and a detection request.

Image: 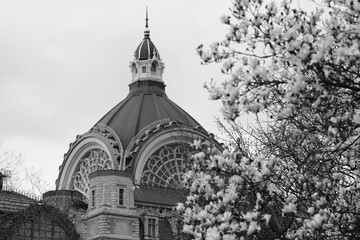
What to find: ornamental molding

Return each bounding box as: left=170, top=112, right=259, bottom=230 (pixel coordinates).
left=56, top=124, right=124, bottom=190
left=124, top=120, right=214, bottom=171
left=131, top=124, right=218, bottom=183
left=136, top=205, right=174, bottom=218
left=90, top=124, right=124, bottom=168
left=136, top=206, right=180, bottom=239
left=125, top=118, right=171, bottom=158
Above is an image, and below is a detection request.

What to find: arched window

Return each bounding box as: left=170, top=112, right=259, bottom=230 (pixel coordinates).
left=151, top=62, right=157, bottom=72
left=141, top=144, right=191, bottom=189
left=132, top=63, right=138, bottom=74
left=73, top=149, right=113, bottom=202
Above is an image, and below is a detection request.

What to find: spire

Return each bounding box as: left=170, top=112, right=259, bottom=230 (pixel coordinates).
left=144, top=6, right=150, bottom=38
left=145, top=6, right=149, bottom=28
left=131, top=7, right=165, bottom=84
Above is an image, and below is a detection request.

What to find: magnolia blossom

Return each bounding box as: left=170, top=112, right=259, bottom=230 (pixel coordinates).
left=178, top=0, right=360, bottom=239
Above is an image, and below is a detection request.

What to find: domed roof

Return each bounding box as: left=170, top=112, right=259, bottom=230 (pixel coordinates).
left=134, top=14, right=160, bottom=61
left=134, top=36, right=160, bottom=60
left=96, top=11, right=201, bottom=150
left=96, top=81, right=201, bottom=149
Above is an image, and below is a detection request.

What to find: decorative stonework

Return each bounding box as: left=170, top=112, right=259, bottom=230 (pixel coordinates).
left=56, top=123, right=124, bottom=191
left=141, top=145, right=191, bottom=189
left=89, top=124, right=124, bottom=168
left=73, top=149, right=113, bottom=198
left=82, top=222, right=87, bottom=240
left=127, top=121, right=217, bottom=175
left=137, top=206, right=174, bottom=218
left=124, top=118, right=171, bottom=163
left=99, top=216, right=110, bottom=234
left=137, top=206, right=178, bottom=239
left=132, top=221, right=139, bottom=237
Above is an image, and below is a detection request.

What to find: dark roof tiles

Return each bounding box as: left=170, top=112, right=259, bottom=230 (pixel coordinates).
left=134, top=186, right=186, bottom=207
left=0, top=191, right=37, bottom=212
left=97, top=81, right=201, bottom=150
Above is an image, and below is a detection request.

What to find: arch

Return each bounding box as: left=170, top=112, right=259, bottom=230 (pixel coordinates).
left=56, top=135, right=116, bottom=192
left=72, top=148, right=113, bottom=197
left=140, top=144, right=192, bottom=189
left=56, top=124, right=124, bottom=192
left=151, top=61, right=158, bottom=72
left=132, top=126, right=215, bottom=185
left=132, top=63, right=138, bottom=74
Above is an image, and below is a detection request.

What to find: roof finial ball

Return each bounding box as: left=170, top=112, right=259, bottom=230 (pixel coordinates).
left=144, top=6, right=150, bottom=38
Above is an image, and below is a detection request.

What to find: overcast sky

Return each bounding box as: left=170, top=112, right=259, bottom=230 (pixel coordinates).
left=0, top=0, right=238, bottom=191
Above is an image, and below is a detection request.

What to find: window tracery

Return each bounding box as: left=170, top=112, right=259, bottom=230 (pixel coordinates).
left=141, top=145, right=191, bottom=189
left=73, top=149, right=113, bottom=199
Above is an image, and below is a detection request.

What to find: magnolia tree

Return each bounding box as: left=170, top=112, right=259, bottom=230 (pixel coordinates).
left=176, top=0, right=360, bottom=239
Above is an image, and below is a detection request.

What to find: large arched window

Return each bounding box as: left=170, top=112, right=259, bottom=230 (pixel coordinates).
left=72, top=149, right=113, bottom=200
left=140, top=144, right=192, bottom=189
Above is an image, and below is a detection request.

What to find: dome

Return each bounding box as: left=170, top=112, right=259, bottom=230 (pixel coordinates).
left=55, top=9, right=219, bottom=217
left=134, top=11, right=160, bottom=61
left=134, top=36, right=160, bottom=60
left=96, top=80, right=201, bottom=149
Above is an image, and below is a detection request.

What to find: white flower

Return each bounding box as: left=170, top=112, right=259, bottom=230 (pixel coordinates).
left=176, top=203, right=184, bottom=212
left=223, top=234, right=236, bottom=240
left=222, top=211, right=232, bottom=222
left=183, top=224, right=193, bottom=233
left=310, top=213, right=325, bottom=228
left=193, top=139, right=202, bottom=149
left=262, top=214, right=271, bottom=225
left=247, top=221, right=260, bottom=235
left=353, top=109, right=360, bottom=124
left=278, top=106, right=293, bottom=119
left=283, top=202, right=297, bottom=214
left=206, top=226, right=221, bottom=240
left=307, top=207, right=314, bottom=215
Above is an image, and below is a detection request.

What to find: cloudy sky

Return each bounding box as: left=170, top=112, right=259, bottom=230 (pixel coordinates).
left=0, top=0, right=236, bottom=192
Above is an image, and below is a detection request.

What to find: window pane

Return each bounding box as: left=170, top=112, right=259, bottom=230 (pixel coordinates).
left=148, top=218, right=156, bottom=237
left=119, top=188, right=124, bottom=205
left=92, top=190, right=95, bottom=207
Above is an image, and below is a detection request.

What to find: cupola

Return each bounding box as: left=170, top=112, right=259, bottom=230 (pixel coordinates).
left=130, top=7, right=164, bottom=83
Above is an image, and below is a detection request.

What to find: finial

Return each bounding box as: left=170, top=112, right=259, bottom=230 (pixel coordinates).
left=144, top=6, right=150, bottom=38
left=145, top=6, right=149, bottom=28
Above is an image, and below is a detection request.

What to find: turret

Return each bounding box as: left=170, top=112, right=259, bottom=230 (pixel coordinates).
left=129, top=7, right=165, bottom=83
left=83, top=170, right=139, bottom=240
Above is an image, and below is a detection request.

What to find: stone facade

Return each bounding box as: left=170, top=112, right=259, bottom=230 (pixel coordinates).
left=83, top=170, right=139, bottom=240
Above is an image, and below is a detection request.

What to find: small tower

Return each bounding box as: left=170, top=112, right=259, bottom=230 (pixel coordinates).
left=83, top=170, right=139, bottom=240
left=130, top=7, right=165, bottom=83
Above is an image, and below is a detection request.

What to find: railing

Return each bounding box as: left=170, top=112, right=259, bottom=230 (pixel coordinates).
left=0, top=185, right=42, bottom=202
